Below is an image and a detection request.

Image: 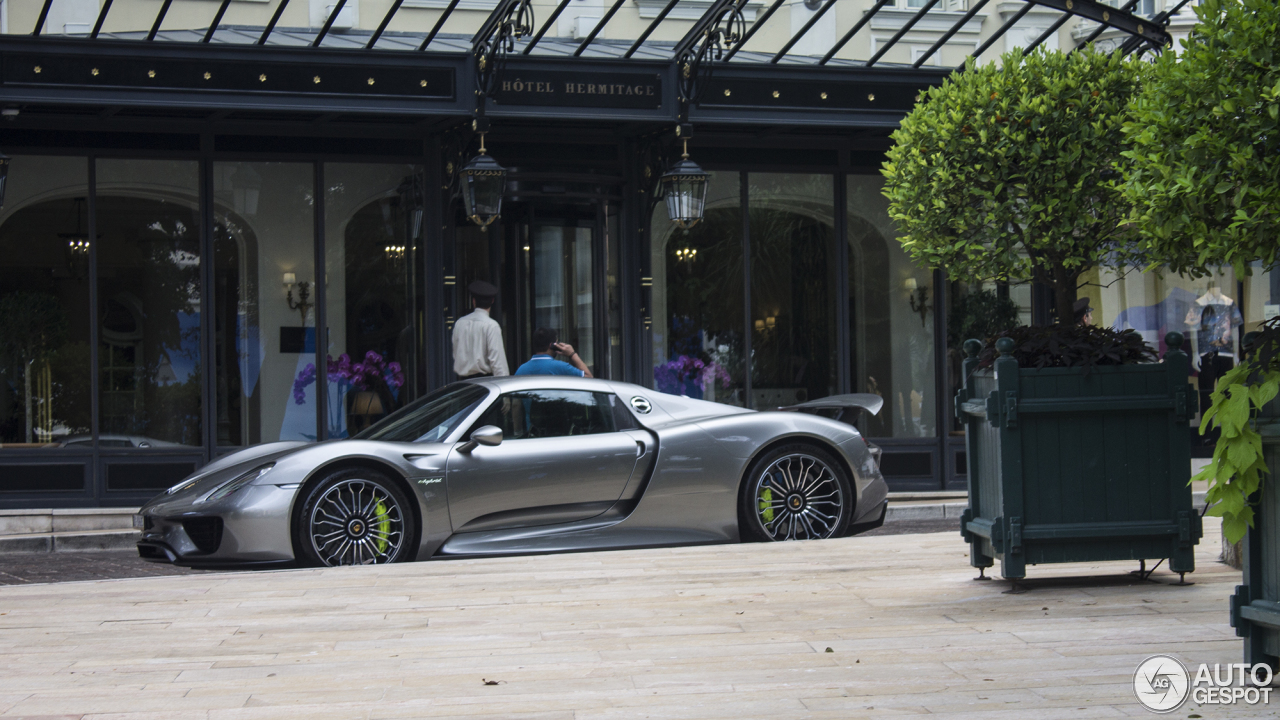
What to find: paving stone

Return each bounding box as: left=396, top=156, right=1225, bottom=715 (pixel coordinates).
left=0, top=517, right=1271, bottom=718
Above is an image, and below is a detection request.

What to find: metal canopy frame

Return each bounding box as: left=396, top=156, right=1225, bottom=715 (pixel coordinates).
left=11, top=0, right=1177, bottom=127
left=31, top=0, right=1171, bottom=61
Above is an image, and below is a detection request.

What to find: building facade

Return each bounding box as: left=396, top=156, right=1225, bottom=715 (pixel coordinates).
left=2, top=0, right=1266, bottom=510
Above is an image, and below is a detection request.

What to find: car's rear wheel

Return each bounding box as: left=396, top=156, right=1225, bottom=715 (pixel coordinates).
left=739, top=444, right=853, bottom=542
left=295, top=468, right=414, bottom=566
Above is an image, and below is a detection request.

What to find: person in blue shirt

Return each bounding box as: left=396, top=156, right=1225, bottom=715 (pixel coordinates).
left=514, top=327, right=593, bottom=377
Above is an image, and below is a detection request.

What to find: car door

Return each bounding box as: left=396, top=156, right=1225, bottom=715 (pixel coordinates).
left=445, top=389, right=641, bottom=532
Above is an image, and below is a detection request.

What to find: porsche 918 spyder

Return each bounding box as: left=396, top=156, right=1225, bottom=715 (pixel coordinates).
left=136, top=376, right=889, bottom=567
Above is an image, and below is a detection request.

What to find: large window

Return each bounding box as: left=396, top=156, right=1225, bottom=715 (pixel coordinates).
left=749, top=173, right=838, bottom=410
left=213, top=162, right=317, bottom=445
left=324, top=163, right=427, bottom=438
left=0, top=157, right=92, bottom=450
left=95, top=159, right=203, bottom=447
left=848, top=175, right=936, bottom=438
left=650, top=171, right=746, bottom=406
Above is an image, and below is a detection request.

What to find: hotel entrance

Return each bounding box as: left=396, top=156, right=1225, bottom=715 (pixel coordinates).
left=452, top=185, right=623, bottom=381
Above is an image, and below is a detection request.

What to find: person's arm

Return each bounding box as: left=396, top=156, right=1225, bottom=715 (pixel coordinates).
left=487, top=323, right=510, bottom=377
left=553, top=342, right=592, bottom=378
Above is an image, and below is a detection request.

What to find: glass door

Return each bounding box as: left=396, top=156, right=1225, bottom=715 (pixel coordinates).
left=455, top=200, right=613, bottom=379
left=528, top=222, right=596, bottom=373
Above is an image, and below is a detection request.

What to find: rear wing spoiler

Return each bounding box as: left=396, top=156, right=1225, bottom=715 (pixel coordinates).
left=778, top=393, right=884, bottom=422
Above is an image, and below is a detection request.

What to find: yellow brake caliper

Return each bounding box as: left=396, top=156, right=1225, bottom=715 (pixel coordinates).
left=375, top=500, right=391, bottom=554
left=760, top=487, right=774, bottom=523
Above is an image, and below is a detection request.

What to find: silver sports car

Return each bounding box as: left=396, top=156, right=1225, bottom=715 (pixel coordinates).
left=136, top=376, right=889, bottom=568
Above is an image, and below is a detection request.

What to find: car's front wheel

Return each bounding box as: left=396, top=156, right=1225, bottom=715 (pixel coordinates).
left=295, top=468, right=414, bottom=566
left=739, top=444, right=853, bottom=542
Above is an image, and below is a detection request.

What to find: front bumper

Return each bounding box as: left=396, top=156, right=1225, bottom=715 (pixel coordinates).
left=135, top=483, right=298, bottom=567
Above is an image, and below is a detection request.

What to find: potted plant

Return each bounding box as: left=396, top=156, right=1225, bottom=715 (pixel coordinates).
left=1123, top=0, right=1280, bottom=668
left=955, top=326, right=1201, bottom=581
left=885, top=47, right=1203, bottom=580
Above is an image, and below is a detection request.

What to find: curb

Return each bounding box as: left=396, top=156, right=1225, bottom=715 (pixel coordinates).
left=0, top=529, right=141, bottom=555
left=884, top=491, right=1210, bottom=524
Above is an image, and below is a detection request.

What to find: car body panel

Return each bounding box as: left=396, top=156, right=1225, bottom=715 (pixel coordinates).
left=135, top=377, right=889, bottom=567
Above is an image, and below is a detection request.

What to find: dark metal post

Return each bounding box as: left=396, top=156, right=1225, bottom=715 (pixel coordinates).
left=740, top=171, right=752, bottom=408
left=833, top=172, right=850, bottom=395
left=199, top=158, right=216, bottom=463
left=933, top=267, right=949, bottom=490
left=86, top=158, right=101, bottom=496
left=313, top=162, right=328, bottom=440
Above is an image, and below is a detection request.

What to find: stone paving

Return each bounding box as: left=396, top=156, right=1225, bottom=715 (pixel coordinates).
left=0, top=516, right=1270, bottom=719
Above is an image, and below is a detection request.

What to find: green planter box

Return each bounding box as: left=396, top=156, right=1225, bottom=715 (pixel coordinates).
left=1229, top=397, right=1280, bottom=671
left=956, top=333, right=1202, bottom=580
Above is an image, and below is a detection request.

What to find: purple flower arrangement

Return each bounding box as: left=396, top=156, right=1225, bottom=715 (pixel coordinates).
left=292, top=350, right=404, bottom=405
left=654, top=355, right=732, bottom=397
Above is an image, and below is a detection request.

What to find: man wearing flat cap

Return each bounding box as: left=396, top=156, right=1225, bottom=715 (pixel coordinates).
left=452, top=280, right=509, bottom=378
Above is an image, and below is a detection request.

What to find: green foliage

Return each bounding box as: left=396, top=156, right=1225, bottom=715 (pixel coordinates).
left=883, top=48, right=1147, bottom=322
left=948, top=288, right=1021, bottom=349
left=1123, top=0, right=1280, bottom=278
left=1195, top=318, right=1280, bottom=543
left=975, top=324, right=1157, bottom=371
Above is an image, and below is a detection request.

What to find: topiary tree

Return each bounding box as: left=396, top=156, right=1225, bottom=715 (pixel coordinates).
left=1122, top=0, right=1279, bottom=278
left=883, top=48, right=1148, bottom=323
left=1123, top=0, right=1280, bottom=543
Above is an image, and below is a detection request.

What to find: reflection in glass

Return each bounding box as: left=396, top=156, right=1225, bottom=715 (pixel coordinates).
left=651, top=172, right=744, bottom=406
left=0, top=157, right=91, bottom=448
left=748, top=173, right=837, bottom=410
left=213, top=162, right=316, bottom=444
left=95, top=159, right=202, bottom=446
left=533, top=225, right=595, bottom=370
left=1089, top=264, right=1239, bottom=451
left=324, top=163, right=426, bottom=438
left=848, top=175, right=936, bottom=438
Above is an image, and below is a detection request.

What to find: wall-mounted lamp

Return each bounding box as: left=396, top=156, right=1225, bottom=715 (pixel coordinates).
left=905, top=277, right=931, bottom=327
left=283, top=272, right=312, bottom=325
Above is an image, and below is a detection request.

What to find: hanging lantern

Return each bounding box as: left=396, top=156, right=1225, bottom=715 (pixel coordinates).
left=0, top=151, right=10, bottom=208
left=460, top=132, right=506, bottom=229
left=659, top=137, right=709, bottom=230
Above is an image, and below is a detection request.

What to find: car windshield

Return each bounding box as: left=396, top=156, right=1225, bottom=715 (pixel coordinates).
left=353, top=384, right=489, bottom=443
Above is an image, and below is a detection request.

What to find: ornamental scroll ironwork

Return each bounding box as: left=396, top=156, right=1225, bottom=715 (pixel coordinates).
left=675, top=0, right=749, bottom=110
left=473, top=0, right=536, bottom=102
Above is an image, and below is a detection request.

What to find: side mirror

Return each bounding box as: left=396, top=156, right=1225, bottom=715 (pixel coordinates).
left=457, top=425, right=503, bottom=453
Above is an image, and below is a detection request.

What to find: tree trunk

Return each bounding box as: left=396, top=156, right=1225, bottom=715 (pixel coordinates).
left=1053, top=275, right=1079, bottom=325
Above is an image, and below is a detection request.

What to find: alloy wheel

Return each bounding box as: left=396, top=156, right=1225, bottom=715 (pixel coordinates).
left=750, top=453, right=846, bottom=541
left=308, top=478, right=406, bottom=565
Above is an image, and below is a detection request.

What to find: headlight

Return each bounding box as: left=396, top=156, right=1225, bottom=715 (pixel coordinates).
left=167, top=474, right=205, bottom=495
left=203, top=464, right=275, bottom=503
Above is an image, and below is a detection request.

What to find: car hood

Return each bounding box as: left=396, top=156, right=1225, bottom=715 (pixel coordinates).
left=141, top=441, right=311, bottom=509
